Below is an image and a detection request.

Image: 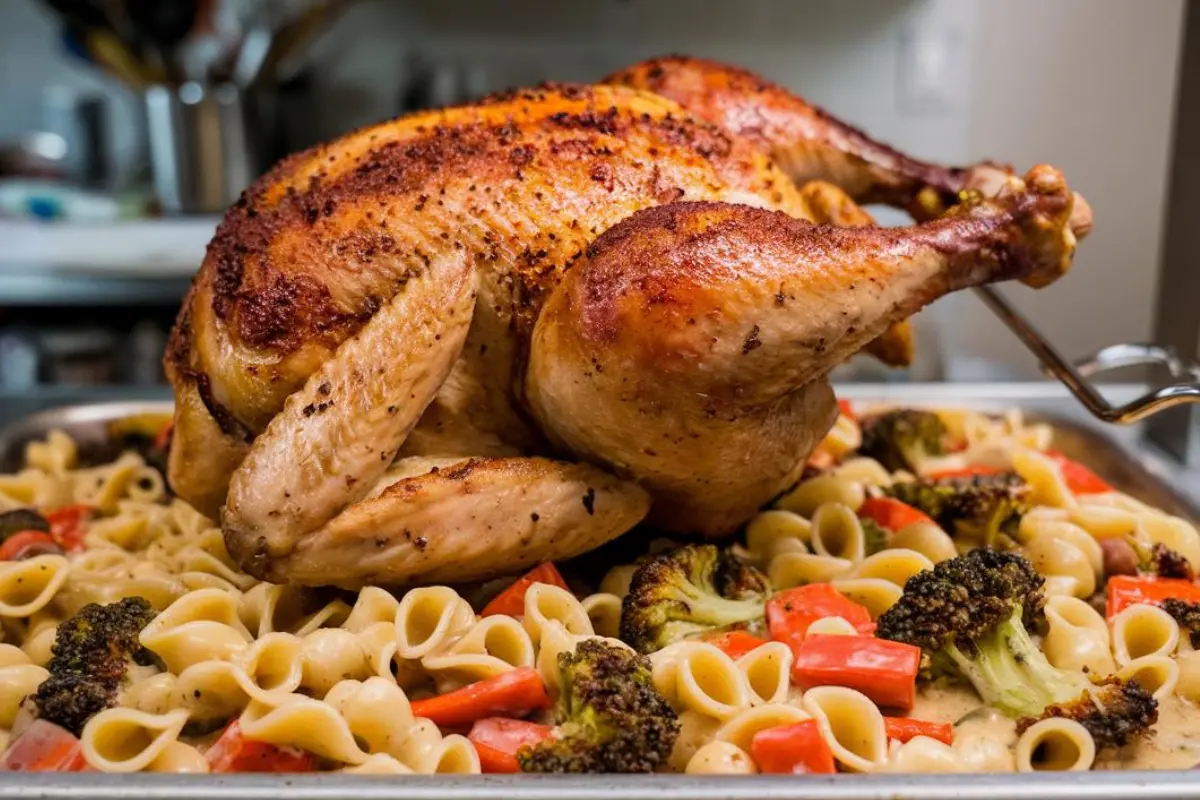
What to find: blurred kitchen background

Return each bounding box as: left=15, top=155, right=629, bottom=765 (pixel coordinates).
left=0, top=0, right=1191, bottom=423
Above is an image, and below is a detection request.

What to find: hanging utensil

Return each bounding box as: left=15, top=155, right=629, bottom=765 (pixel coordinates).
left=252, top=0, right=349, bottom=86
left=126, top=0, right=199, bottom=83
left=60, top=22, right=158, bottom=88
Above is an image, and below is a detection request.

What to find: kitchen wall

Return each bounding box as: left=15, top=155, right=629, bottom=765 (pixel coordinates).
left=0, top=0, right=1184, bottom=380
left=954, top=0, right=1185, bottom=379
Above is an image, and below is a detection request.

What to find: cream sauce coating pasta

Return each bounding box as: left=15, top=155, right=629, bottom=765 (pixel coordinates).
left=1, top=407, right=1199, bottom=777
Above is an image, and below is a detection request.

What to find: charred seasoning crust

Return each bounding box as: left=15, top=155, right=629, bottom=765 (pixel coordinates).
left=604, top=55, right=969, bottom=199
left=184, top=82, right=744, bottom=363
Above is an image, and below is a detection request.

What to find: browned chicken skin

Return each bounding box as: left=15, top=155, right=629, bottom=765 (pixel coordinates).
left=606, top=55, right=977, bottom=214
left=166, top=59, right=1089, bottom=588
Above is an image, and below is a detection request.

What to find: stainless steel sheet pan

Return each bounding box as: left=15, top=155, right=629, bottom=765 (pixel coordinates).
left=0, top=383, right=1196, bottom=800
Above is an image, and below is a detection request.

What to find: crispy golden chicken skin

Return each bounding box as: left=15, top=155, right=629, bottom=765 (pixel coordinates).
left=167, top=61, right=1088, bottom=588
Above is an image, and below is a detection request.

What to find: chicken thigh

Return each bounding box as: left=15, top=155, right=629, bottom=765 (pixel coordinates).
left=166, top=64, right=1088, bottom=588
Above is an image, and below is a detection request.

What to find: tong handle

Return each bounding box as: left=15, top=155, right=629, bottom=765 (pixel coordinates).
left=973, top=286, right=1200, bottom=424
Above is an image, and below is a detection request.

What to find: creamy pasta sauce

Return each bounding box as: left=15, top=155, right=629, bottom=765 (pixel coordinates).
left=0, top=407, right=1197, bottom=776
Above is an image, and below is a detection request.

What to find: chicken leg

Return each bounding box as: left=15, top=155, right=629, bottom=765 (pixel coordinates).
left=526, top=166, right=1077, bottom=534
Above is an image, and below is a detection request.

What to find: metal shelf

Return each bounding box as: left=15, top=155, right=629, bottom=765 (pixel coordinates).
left=0, top=272, right=191, bottom=306
left=0, top=217, right=211, bottom=305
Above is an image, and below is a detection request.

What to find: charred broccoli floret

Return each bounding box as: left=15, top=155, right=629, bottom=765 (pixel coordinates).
left=886, top=472, right=1030, bottom=548
left=32, top=597, right=158, bottom=735
left=715, top=549, right=771, bottom=600
left=861, top=517, right=890, bottom=556
left=877, top=549, right=1157, bottom=746
left=1018, top=676, right=1158, bottom=750
left=517, top=639, right=679, bottom=773
left=1133, top=542, right=1195, bottom=580
left=858, top=409, right=951, bottom=472
left=619, top=544, right=768, bottom=654
left=1162, top=599, right=1200, bottom=647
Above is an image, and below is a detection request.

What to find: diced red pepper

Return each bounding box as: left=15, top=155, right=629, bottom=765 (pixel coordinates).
left=837, top=399, right=857, bottom=423
left=1044, top=451, right=1112, bottom=495
left=45, top=505, right=95, bottom=553
left=205, top=721, right=316, bottom=773
left=858, top=497, right=934, bottom=532
left=925, top=466, right=1002, bottom=481
left=767, top=584, right=873, bottom=649
left=153, top=421, right=174, bottom=453
left=750, top=720, right=836, bottom=775
left=467, top=717, right=553, bottom=773
left=0, top=531, right=62, bottom=561
left=793, top=634, right=920, bottom=710
left=884, top=717, right=954, bottom=745
left=1, top=720, right=88, bottom=772
left=411, top=668, right=551, bottom=729
left=471, top=741, right=519, bottom=774
left=1106, top=575, right=1200, bottom=619
left=806, top=449, right=836, bottom=471
left=703, top=631, right=768, bottom=660
left=481, top=563, right=570, bottom=617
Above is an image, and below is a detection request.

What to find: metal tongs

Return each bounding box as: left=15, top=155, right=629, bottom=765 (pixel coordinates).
left=975, top=286, right=1200, bottom=424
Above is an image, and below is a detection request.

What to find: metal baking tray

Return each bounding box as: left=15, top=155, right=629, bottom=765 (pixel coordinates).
left=0, top=384, right=1196, bottom=800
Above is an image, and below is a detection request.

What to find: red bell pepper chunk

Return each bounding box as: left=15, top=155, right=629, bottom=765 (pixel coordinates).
left=45, top=505, right=95, bottom=553
left=0, top=531, right=63, bottom=561
left=858, top=497, right=934, bottom=532
left=467, top=717, right=553, bottom=773
left=793, top=634, right=920, bottom=710
left=205, top=721, right=316, bottom=773
left=1106, top=575, right=1200, bottom=619
left=1044, top=451, right=1112, bottom=495
left=153, top=421, right=174, bottom=453
left=703, top=631, right=768, bottom=660
left=767, top=583, right=873, bottom=647
left=411, top=667, right=551, bottom=729
left=925, top=465, right=1002, bottom=481
left=750, top=720, right=836, bottom=774
left=1, top=720, right=88, bottom=772
left=481, top=563, right=570, bottom=617
left=884, top=717, right=954, bottom=745
left=837, top=399, right=857, bottom=423
left=471, top=741, right=520, bottom=774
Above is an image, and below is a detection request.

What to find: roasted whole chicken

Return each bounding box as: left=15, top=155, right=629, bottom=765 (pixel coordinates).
left=166, top=56, right=1092, bottom=587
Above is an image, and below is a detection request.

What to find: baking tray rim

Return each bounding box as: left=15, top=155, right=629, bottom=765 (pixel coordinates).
left=0, top=770, right=1196, bottom=800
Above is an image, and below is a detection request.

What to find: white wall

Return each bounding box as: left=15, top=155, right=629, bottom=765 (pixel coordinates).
left=948, top=0, right=1185, bottom=379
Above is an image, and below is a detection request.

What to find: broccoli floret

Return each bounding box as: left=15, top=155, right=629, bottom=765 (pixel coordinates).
left=619, top=544, right=768, bottom=654
left=886, top=472, right=1030, bottom=549
left=1018, top=676, right=1158, bottom=750
left=861, top=517, right=890, bottom=556
left=32, top=597, right=158, bottom=735
left=517, top=639, right=679, bottom=773
left=1132, top=542, right=1196, bottom=581
left=1162, top=599, right=1200, bottom=647
left=877, top=549, right=1157, bottom=746
left=715, top=549, right=771, bottom=600
left=858, top=409, right=950, bottom=472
